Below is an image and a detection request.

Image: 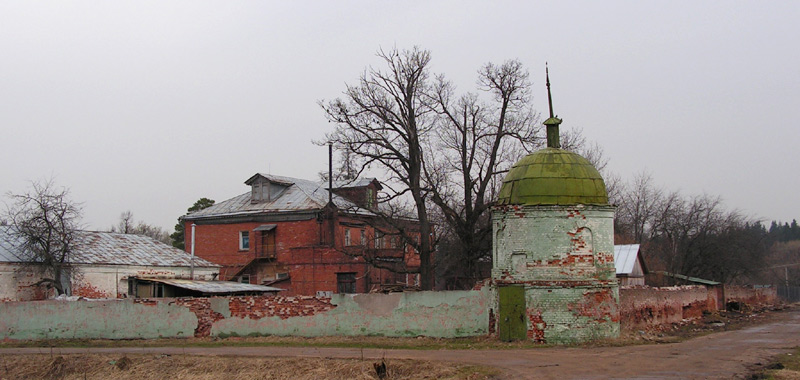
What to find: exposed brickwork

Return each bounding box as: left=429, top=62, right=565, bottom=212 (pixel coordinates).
left=174, top=298, right=225, bottom=337
left=527, top=308, right=546, bottom=342
left=73, top=283, right=109, bottom=299
left=724, top=285, right=778, bottom=308
left=568, top=288, right=620, bottom=323
left=228, top=296, right=336, bottom=319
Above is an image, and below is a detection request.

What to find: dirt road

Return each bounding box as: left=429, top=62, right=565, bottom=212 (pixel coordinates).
left=3, top=309, right=799, bottom=379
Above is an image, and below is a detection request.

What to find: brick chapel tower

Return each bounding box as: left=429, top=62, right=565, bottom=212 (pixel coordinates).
left=491, top=68, right=619, bottom=343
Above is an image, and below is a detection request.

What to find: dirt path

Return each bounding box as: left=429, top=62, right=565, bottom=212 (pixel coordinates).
left=3, top=309, right=799, bottom=379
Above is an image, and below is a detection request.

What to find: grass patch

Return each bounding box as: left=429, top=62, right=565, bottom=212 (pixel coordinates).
left=752, top=347, right=800, bottom=380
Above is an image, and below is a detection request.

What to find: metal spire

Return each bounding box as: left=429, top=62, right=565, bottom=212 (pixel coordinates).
left=543, top=64, right=562, bottom=149
left=546, top=63, right=554, bottom=119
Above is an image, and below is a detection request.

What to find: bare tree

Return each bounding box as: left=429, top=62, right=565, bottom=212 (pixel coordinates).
left=3, top=179, right=82, bottom=296
left=321, top=47, right=436, bottom=290
left=113, top=210, right=135, bottom=234
left=110, top=210, right=171, bottom=244
left=615, top=171, right=663, bottom=244
left=425, top=59, right=539, bottom=287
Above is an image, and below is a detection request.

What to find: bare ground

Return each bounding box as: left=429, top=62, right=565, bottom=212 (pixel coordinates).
left=1, top=306, right=799, bottom=379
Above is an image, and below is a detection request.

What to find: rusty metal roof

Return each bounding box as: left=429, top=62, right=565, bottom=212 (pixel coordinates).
left=135, top=277, right=283, bottom=294
left=185, top=174, right=377, bottom=220
left=0, top=227, right=218, bottom=268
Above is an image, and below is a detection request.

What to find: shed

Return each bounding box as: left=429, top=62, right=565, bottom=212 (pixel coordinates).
left=613, top=244, right=647, bottom=286
left=128, top=277, right=283, bottom=298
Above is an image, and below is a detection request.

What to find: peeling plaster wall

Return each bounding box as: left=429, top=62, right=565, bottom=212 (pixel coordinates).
left=73, top=265, right=218, bottom=299
left=491, top=205, right=620, bottom=344
left=0, top=264, right=52, bottom=302
left=0, top=299, right=198, bottom=340
left=0, top=289, right=490, bottom=340
left=213, top=289, right=489, bottom=338
left=0, top=263, right=218, bottom=301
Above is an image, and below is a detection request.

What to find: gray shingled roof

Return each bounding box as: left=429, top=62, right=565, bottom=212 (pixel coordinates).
left=0, top=227, right=218, bottom=268
left=185, top=173, right=377, bottom=220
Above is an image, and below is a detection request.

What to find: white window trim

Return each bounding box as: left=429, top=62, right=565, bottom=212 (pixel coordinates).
left=239, top=230, right=250, bottom=251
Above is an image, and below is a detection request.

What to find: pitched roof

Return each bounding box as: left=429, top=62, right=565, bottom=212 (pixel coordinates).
left=613, top=244, right=641, bottom=275
left=185, top=173, right=377, bottom=220
left=0, top=227, right=218, bottom=268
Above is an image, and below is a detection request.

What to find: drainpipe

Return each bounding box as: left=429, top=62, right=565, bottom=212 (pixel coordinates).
left=191, top=223, right=196, bottom=280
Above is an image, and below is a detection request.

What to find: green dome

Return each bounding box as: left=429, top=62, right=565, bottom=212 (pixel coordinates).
left=497, top=148, right=608, bottom=206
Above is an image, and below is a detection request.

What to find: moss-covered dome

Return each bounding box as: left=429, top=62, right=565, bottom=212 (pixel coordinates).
left=497, top=147, right=608, bottom=206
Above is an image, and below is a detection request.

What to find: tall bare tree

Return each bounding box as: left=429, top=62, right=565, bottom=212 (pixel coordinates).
left=3, top=179, right=82, bottom=295
left=321, top=47, right=436, bottom=290
left=425, top=60, right=539, bottom=286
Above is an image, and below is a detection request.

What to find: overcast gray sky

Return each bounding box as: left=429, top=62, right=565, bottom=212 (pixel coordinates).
left=2, top=1, right=798, bottom=232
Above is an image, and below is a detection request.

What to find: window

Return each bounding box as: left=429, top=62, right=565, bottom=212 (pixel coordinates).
left=337, top=272, right=356, bottom=294
left=366, top=188, right=374, bottom=209
left=344, top=228, right=351, bottom=246
left=276, top=272, right=289, bottom=279
left=239, top=231, right=250, bottom=251
left=360, top=229, right=366, bottom=246
left=375, top=230, right=384, bottom=249
left=239, top=274, right=250, bottom=284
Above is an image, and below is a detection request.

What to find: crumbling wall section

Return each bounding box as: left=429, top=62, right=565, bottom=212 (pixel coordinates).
left=0, top=289, right=489, bottom=340
left=724, top=285, right=777, bottom=309
left=618, top=286, right=710, bottom=331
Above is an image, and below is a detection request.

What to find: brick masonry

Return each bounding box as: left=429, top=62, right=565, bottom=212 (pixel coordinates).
left=186, top=215, right=422, bottom=296
left=491, top=205, right=620, bottom=344
left=0, top=285, right=778, bottom=341
left=618, top=285, right=778, bottom=331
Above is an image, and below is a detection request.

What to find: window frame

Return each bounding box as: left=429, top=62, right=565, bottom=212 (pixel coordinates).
left=239, top=230, right=250, bottom=251
left=336, top=272, right=357, bottom=294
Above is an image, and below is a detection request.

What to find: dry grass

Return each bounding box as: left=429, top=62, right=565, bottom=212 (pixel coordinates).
left=753, top=347, right=800, bottom=380
left=0, top=354, right=497, bottom=380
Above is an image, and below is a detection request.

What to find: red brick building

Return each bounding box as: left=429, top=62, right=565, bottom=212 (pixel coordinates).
left=182, top=174, right=422, bottom=296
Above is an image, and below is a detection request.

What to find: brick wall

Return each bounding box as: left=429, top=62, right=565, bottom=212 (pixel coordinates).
left=724, top=285, right=778, bottom=309
left=188, top=216, right=420, bottom=295
left=619, top=286, right=711, bottom=331
left=0, top=289, right=490, bottom=340
left=618, top=285, right=778, bottom=331
left=0, top=285, right=779, bottom=342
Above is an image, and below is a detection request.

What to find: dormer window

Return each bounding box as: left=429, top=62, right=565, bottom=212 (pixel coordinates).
left=251, top=180, right=268, bottom=203
left=245, top=174, right=294, bottom=204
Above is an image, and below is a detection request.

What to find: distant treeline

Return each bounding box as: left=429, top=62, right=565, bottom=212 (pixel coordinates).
left=766, top=220, right=800, bottom=243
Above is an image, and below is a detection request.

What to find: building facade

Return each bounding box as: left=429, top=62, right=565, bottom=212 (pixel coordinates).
left=0, top=228, right=219, bottom=301
left=183, top=174, right=422, bottom=296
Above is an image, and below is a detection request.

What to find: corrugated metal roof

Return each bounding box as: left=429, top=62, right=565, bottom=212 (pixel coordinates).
left=137, top=278, right=283, bottom=294
left=185, top=174, right=375, bottom=220
left=0, top=227, right=218, bottom=268
left=614, top=244, right=640, bottom=275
